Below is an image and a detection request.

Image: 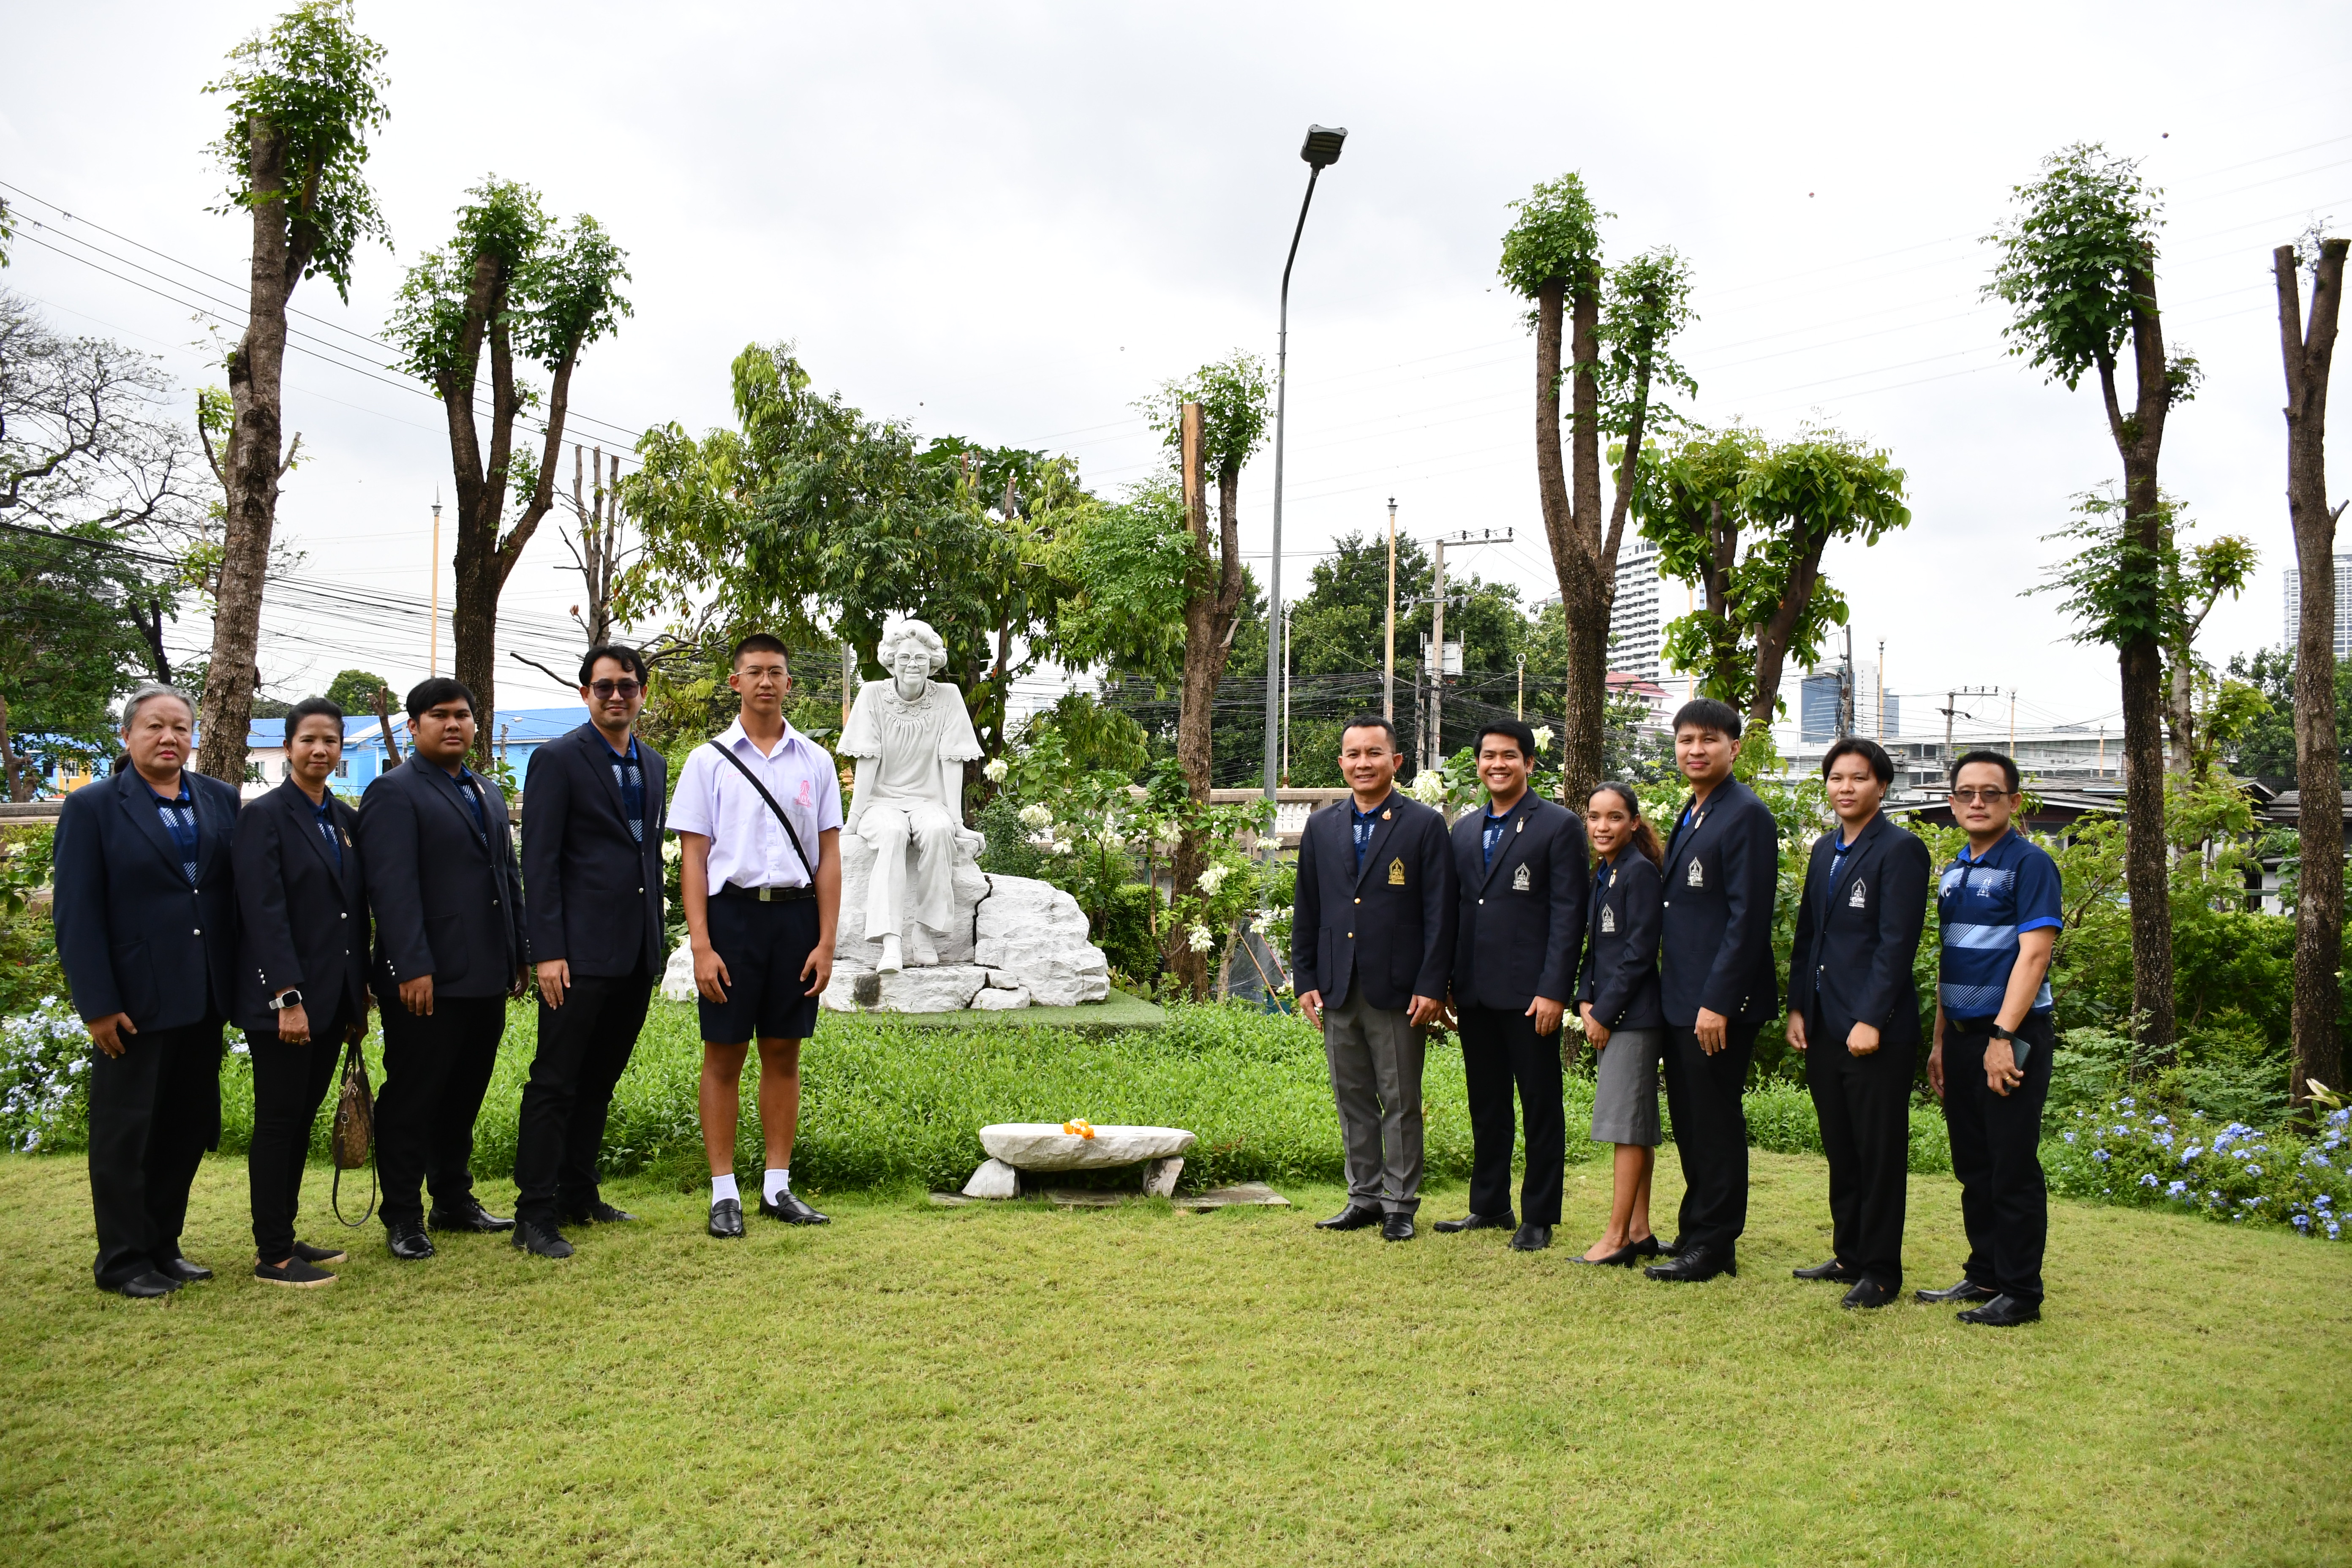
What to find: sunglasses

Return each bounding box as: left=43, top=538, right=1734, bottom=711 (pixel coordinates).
left=589, top=679, right=644, bottom=699
left=1948, top=786, right=2013, bottom=805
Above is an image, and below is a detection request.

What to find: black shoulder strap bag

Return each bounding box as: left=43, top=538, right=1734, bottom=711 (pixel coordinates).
left=705, top=740, right=817, bottom=884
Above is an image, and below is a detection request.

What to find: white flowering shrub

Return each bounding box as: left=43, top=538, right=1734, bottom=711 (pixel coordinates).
left=0, top=998, right=93, bottom=1153
left=2046, top=1097, right=2351, bottom=1240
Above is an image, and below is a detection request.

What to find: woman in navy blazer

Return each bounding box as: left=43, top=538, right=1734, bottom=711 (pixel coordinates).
left=51, top=686, right=241, bottom=1296
left=234, top=698, right=371, bottom=1288
left=1572, top=782, right=1668, bottom=1266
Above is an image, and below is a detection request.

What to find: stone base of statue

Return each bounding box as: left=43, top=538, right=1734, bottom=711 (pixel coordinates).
left=820, top=836, right=1111, bottom=1013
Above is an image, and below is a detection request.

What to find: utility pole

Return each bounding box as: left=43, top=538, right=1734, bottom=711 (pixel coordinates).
left=1281, top=603, right=1294, bottom=787
left=2009, top=687, right=2017, bottom=753
left=1877, top=637, right=1886, bottom=738
left=1425, top=526, right=1512, bottom=771
left=1938, top=686, right=1994, bottom=767
left=1838, top=625, right=1855, bottom=738
left=1383, top=496, right=1397, bottom=722
left=1516, top=651, right=1526, bottom=720
left=428, top=492, right=442, bottom=676
left=1429, top=536, right=1446, bottom=773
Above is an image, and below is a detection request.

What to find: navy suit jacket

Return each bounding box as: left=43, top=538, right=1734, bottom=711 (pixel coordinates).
left=52, top=767, right=241, bottom=1032
left=1577, top=849, right=1666, bottom=1031
left=1291, top=791, right=1456, bottom=1011
left=357, top=757, right=526, bottom=1001
left=521, top=724, right=669, bottom=978
left=1786, top=812, right=1932, bottom=1047
left=1449, top=792, right=1587, bottom=1012
left=1657, top=777, right=1782, bottom=1028
left=231, top=779, right=370, bottom=1034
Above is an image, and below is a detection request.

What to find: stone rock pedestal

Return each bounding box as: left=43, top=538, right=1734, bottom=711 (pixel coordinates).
left=822, top=847, right=1112, bottom=1013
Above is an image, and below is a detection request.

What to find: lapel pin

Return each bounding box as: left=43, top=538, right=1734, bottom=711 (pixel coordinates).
left=1381, top=808, right=1392, bottom=820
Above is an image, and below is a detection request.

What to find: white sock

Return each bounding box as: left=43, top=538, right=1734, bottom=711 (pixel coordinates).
left=711, top=1173, right=740, bottom=1204
left=764, top=1168, right=790, bottom=1202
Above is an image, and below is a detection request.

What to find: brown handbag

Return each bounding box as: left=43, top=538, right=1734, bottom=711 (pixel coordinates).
left=330, top=1034, right=378, bottom=1226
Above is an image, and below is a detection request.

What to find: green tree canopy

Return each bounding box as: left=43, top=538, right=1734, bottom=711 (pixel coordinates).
left=324, top=668, right=391, bottom=712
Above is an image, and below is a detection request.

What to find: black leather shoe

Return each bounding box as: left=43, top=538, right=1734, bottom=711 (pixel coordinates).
left=291, top=1240, right=347, bottom=1265
left=1840, top=1278, right=1897, bottom=1309
left=708, top=1198, right=745, bottom=1239
left=154, top=1256, right=212, bottom=1284
left=114, top=1271, right=180, bottom=1298
left=254, top=1256, right=336, bottom=1288
left=1433, top=1210, right=1515, bottom=1233
left=428, top=1200, right=514, bottom=1233
left=386, top=1220, right=436, bottom=1261
left=760, top=1190, right=830, bottom=1226
left=1381, top=1214, right=1416, bottom=1242
left=1634, top=1236, right=1665, bottom=1259
left=1957, top=1293, right=2040, bottom=1327
left=1315, top=1204, right=1385, bottom=1231
left=1793, top=1258, right=1857, bottom=1282
left=511, top=1220, right=574, bottom=1259
left=563, top=1201, right=637, bottom=1225
left=1914, top=1278, right=1997, bottom=1305
left=1644, top=1244, right=1736, bottom=1282
left=1508, top=1223, right=1552, bottom=1252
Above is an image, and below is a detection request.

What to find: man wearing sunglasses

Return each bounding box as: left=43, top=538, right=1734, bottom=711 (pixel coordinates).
left=1920, top=749, right=2061, bottom=1326
left=511, top=645, right=670, bottom=1258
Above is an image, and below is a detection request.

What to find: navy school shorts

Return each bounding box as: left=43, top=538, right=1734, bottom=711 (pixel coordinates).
left=698, top=893, right=822, bottom=1045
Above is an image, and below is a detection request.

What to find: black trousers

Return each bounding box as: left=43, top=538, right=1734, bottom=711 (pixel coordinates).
left=87, top=1017, right=223, bottom=1289
left=1660, top=1017, right=1760, bottom=1255
left=1942, top=1017, right=2055, bottom=1304
left=245, top=1004, right=351, bottom=1260
left=513, top=969, right=653, bottom=1227
left=373, top=994, right=507, bottom=1227
left=1459, top=1005, right=1565, bottom=1225
left=1805, top=1024, right=1915, bottom=1287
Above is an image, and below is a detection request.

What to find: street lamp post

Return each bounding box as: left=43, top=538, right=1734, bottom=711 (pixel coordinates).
left=1263, top=123, right=1346, bottom=847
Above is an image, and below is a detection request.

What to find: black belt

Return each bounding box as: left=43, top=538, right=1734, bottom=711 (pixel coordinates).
left=717, top=882, right=814, bottom=902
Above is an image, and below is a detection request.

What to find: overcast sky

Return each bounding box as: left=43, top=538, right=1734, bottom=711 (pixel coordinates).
left=7, top=1, right=2349, bottom=742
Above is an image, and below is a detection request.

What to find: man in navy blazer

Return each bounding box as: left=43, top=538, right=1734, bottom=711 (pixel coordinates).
left=1292, top=716, right=1457, bottom=1242
left=1437, top=719, right=1587, bottom=1252
left=1786, top=736, right=1931, bottom=1307
left=357, top=677, right=528, bottom=1260
left=1645, top=698, right=1782, bottom=1283
left=510, top=645, right=670, bottom=1258
left=52, top=685, right=240, bottom=1296
left=234, top=696, right=372, bottom=1287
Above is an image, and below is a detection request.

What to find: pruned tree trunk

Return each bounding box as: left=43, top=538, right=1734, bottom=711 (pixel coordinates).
left=438, top=256, right=576, bottom=767
left=1535, top=275, right=1613, bottom=806
left=1746, top=529, right=1829, bottom=736
left=2280, top=237, right=2349, bottom=1111
left=196, top=115, right=311, bottom=784
left=2102, top=258, right=2180, bottom=1070
left=1165, top=406, right=1245, bottom=999
left=0, top=692, right=26, bottom=803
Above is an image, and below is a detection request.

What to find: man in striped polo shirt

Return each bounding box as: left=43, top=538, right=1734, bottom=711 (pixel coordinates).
left=1920, top=749, right=2061, bottom=1327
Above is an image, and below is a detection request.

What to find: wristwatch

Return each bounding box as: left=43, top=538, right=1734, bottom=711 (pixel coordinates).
left=1987, top=1023, right=2015, bottom=1042
left=268, top=988, right=304, bottom=1011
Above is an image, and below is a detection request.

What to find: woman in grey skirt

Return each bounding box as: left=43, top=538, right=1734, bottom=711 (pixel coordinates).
left=1571, top=783, right=1668, bottom=1266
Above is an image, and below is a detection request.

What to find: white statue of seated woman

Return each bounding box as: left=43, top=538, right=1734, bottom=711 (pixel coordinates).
left=838, top=616, right=984, bottom=972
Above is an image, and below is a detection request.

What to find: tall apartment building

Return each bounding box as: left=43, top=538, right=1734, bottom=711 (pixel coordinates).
left=1609, top=536, right=1666, bottom=681
left=2284, top=555, right=2352, bottom=658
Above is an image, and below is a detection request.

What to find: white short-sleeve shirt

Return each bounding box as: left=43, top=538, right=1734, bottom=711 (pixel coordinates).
left=667, top=718, right=844, bottom=890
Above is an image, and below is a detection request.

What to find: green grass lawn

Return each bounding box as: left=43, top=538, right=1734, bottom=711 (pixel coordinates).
left=1, top=1142, right=2344, bottom=1565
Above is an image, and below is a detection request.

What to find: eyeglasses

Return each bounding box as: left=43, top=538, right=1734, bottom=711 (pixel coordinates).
left=590, top=679, right=643, bottom=699
left=1948, top=786, right=2013, bottom=805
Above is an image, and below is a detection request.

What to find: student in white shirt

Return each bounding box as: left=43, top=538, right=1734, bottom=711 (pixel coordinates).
left=667, top=634, right=844, bottom=1238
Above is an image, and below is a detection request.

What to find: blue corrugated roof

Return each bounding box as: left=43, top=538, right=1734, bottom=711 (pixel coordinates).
left=248, top=706, right=591, bottom=748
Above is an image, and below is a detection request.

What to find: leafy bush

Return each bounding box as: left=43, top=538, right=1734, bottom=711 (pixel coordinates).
left=1736, top=1078, right=1952, bottom=1173
left=0, top=997, right=91, bottom=1152
left=1096, top=883, right=1160, bottom=987
left=2045, top=1097, right=2350, bottom=1240
left=0, top=826, right=63, bottom=1017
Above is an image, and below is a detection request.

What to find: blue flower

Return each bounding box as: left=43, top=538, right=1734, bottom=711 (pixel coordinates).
left=2246, top=1165, right=2263, bottom=1178
left=2329, top=1221, right=2342, bottom=1239
left=2152, top=1115, right=2170, bottom=1127
left=2093, top=1149, right=2111, bottom=1163
left=2120, top=1097, right=2136, bottom=1110
left=2063, top=1131, right=2077, bottom=1144
left=2139, top=1172, right=2159, bottom=1188
left=2294, top=1214, right=2313, bottom=1231
left=2166, top=1181, right=2187, bottom=1198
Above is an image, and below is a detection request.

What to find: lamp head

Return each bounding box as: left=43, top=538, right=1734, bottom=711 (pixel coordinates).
left=1300, top=125, right=1348, bottom=169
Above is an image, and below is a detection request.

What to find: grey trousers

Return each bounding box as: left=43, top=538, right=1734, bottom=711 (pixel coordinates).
left=1323, top=986, right=1426, bottom=1214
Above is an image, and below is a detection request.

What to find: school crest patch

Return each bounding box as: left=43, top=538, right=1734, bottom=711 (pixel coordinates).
left=1511, top=863, right=1531, bottom=891
left=1848, top=878, right=1867, bottom=909
left=1600, top=904, right=1616, bottom=934
left=1387, top=857, right=1406, bottom=887
left=1687, top=857, right=1704, bottom=888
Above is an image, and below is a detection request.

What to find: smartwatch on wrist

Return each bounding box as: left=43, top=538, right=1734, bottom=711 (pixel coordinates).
left=268, top=988, right=303, bottom=1011
left=1987, top=1023, right=2014, bottom=1042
